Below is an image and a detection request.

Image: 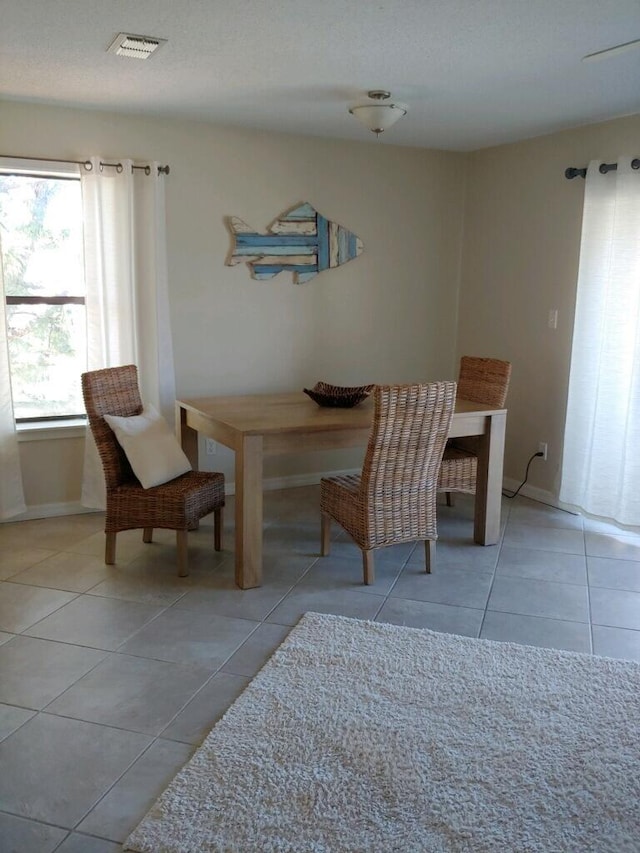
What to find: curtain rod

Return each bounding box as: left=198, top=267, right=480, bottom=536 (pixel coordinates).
left=565, top=158, right=639, bottom=179
left=0, top=154, right=170, bottom=175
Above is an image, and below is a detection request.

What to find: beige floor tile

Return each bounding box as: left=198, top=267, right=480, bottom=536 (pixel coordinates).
left=590, top=586, right=640, bottom=630
left=10, top=551, right=115, bottom=593
left=0, top=636, right=106, bottom=709
left=0, top=812, right=66, bottom=853
left=0, top=713, right=152, bottom=827
left=47, top=652, right=213, bottom=734
left=480, top=610, right=591, bottom=653
left=0, top=546, right=55, bottom=580
left=592, top=624, right=640, bottom=661
left=222, top=621, right=292, bottom=677
left=507, top=497, right=584, bottom=530
left=118, top=608, right=259, bottom=667
left=173, top=579, right=294, bottom=622
left=585, top=531, right=640, bottom=561
left=376, top=596, right=484, bottom=636
left=77, top=738, right=193, bottom=842
left=587, top=556, right=640, bottom=592
left=406, top=537, right=500, bottom=572
left=0, top=513, right=104, bottom=552
left=496, top=546, right=587, bottom=584
left=266, top=587, right=384, bottom=626
left=488, top=575, right=590, bottom=622
left=303, top=553, right=405, bottom=594
left=0, top=582, right=77, bottom=633
left=55, top=834, right=122, bottom=853
left=66, top=527, right=151, bottom=563
left=87, top=563, right=195, bottom=607
left=392, top=564, right=493, bottom=609
left=502, top=524, right=585, bottom=555
left=128, top=539, right=231, bottom=576
left=0, top=703, right=36, bottom=742
left=0, top=487, right=635, bottom=844
left=23, top=594, right=163, bottom=650
left=161, top=672, right=250, bottom=744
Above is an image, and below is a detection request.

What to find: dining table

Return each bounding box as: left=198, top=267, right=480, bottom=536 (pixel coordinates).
left=177, top=392, right=507, bottom=589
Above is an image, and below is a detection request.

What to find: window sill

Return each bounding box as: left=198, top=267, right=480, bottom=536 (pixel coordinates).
left=16, top=418, right=87, bottom=442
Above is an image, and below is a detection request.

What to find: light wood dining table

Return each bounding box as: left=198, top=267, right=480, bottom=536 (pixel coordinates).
left=177, top=392, right=507, bottom=589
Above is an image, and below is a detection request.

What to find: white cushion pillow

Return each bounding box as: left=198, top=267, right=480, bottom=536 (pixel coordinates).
left=104, top=404, right=192, bottom=489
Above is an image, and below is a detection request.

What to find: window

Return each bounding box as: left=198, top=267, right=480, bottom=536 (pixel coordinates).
left=0, top=160, right=86, bottom=421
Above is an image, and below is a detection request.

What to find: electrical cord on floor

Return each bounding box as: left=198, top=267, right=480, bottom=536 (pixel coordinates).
left=502, top=451, right=544, bottom=499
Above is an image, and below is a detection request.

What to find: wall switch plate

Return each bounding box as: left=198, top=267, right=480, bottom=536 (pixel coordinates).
left=205, top=438, right=216, bottom=455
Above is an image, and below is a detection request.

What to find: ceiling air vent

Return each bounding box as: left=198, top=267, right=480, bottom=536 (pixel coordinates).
left=107, top=33, right=167, bottom=60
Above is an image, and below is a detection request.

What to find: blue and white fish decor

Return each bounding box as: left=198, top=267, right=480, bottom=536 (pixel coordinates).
left=225, top=202, right=363, bottom=284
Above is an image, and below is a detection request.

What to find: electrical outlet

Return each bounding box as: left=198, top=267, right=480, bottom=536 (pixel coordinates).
left=537, top=441, right=548, bottom=461
left=548, top=309, right=558, bottom=329
left=205, top=438, right=216, bottom=455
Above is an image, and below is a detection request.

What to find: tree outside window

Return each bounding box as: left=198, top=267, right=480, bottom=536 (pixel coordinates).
left=0, top=171, right=86, bottom=420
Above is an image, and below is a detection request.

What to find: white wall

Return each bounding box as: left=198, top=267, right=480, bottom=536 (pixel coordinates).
left=458, top=113, right=640, bottom=501
left=1, top=100, right=467, bottom=511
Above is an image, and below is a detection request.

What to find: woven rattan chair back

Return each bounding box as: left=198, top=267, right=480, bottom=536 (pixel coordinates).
left=360, top=383, right=457, bottom=541
left=456, top=356, right=511, bottom=407
left=320, top=382, right=456, bottom=583
left=80, top=363, right=225, bottom=577
left=82, top=364, right=141, bottom=490
left=438, top=356, right=511, bottom=503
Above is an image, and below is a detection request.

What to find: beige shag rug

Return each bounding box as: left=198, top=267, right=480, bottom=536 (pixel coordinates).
left=124, top=612, right=640, bottom=853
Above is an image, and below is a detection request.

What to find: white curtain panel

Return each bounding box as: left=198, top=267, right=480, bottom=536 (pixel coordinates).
left=80, top=157, right=175, bottom=508
left=560, top=158, right=640, bottom=525
left=0, top=246, right=27, bottom=519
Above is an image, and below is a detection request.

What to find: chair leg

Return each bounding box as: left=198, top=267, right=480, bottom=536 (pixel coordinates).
left=214, top=507, right=223, bottom=551
left=362, top=550, right=375, bottom=585
left=321, top=513, right=331, bottom=556
left=446, top=491, right=454, bottom=507
left=177, top=530, right=189, bottom=577
left=105, top=532, right=116, bottom=565
left=425, top=539, right=436, bottom=574
left=143, top=528, right=153, bottom=543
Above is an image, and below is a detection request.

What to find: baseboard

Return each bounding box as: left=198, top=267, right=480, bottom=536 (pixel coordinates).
left=1, top=501, right=100, bottom=523
left=5, top=473, right=569, bottom=524
left=1, top=469, right=361, bottom=523
left=242, top=468, right=360, bottom=495
left=502, top=478, right=568, bottom=511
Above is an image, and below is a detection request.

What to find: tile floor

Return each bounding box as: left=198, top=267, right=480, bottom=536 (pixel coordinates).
left=1, top=486, right=640, bottom=852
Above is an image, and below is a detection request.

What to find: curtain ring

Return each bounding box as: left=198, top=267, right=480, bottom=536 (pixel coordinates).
left=83, top=160, right=93, bottom=172
left=144, top=165, right=151, bottom=175
left=116, top=163, right=123, bottom=174
left=99, top=162, right=104, bottom=173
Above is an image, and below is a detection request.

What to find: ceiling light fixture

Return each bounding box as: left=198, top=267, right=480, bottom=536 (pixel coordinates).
left=348, top=90, right=408, bottom=137
left=107, top=33, right=167, bottom=60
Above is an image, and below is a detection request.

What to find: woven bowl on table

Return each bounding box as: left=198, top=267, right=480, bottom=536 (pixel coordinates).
left=303, top=382, right=374, bottom=408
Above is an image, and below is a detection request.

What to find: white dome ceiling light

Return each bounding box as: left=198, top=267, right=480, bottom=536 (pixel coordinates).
left=348, top=90, right=408, bottom=137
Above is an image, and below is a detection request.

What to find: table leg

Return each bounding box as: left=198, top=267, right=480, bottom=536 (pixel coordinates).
left=473, top=412, right=506, bottom=545
left=235, top=434, right=264, bottom=589
left=177, top=405, right=199, bottom=469
left=177, top=405, right=201, bottom=530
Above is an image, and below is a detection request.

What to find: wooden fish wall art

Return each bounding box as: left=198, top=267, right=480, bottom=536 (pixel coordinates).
left=225, top=202, right=363, bottom=284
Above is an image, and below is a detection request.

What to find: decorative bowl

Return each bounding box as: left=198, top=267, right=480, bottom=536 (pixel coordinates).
left=303, top=381, right=374, bottom=408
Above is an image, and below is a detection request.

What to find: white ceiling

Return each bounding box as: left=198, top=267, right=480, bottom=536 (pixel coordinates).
left=2, top=0, right=640, bottom=151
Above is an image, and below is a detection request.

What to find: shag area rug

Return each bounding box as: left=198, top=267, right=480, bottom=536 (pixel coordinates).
left=124, top=612, right=640, bottom=853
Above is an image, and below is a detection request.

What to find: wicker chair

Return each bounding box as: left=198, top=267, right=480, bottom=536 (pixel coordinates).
left=81, top=364, right=225, bottom=577
left=320, top=382, right=456, bottom=585
left=439, top=356, right=511, bottom=505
